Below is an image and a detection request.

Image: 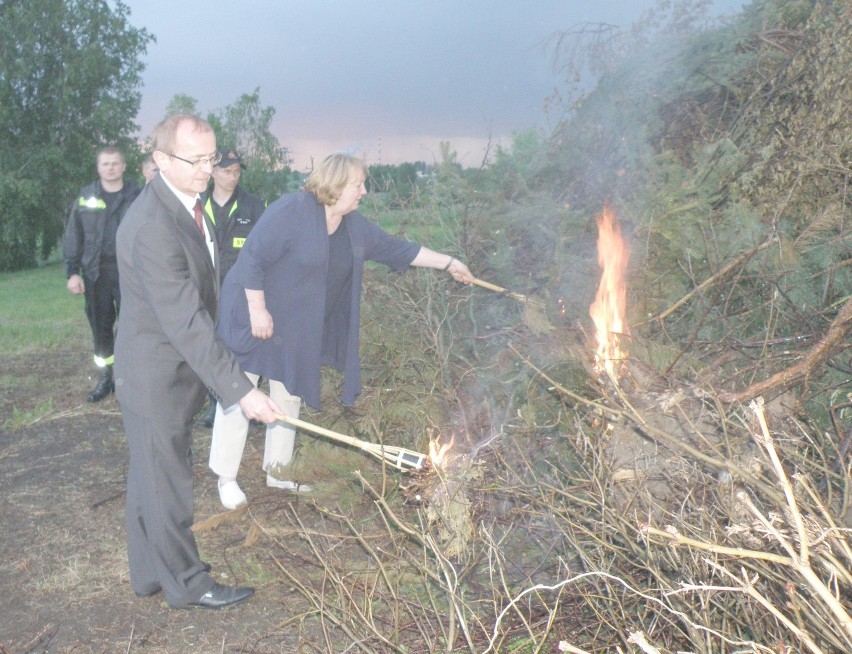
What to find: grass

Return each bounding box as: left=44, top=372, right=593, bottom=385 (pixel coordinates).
left=0, top=261, right=89, bottom=356
left=360, top=196, right=460, bottom=253
left=4, top=399, right=55, bottom=430
left=0, top=203, right=451, bottom=359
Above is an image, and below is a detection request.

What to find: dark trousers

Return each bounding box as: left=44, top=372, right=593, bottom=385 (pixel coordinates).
left=122, top=407, right=215, bottom=607
left=84, top=262, right=120, bottom=361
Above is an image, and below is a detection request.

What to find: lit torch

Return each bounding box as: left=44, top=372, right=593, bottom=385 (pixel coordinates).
left=589, top=206, right=630, bottom=377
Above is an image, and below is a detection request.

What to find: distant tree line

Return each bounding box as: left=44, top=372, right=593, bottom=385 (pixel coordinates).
left=366, top=161, right=430, bottom=205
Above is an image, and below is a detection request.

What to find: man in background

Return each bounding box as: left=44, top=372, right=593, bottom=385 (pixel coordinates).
left=114, top=113, right=280, bottom=609
left=63, top=146, right=141, bottom=402
left=141, top=155, right=158, bottom=184
left=197, top=148, right=266, bottom=427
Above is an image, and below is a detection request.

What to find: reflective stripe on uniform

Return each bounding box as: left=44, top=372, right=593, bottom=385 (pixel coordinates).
left=79, top=196, right=106, bottom=210
left=203, top=198, right=240, bottom=227
left=94, top=354, right=115, bottom=367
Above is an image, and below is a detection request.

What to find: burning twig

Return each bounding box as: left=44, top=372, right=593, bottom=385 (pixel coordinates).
left=274, top=414, right=426, bottom=471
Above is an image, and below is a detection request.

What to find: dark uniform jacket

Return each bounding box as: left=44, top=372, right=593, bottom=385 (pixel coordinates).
left=217, top=191, right=420, bottom=409
left=63, top=180, right=141, bottom=282
left=200, top=185, right=266, bottom=281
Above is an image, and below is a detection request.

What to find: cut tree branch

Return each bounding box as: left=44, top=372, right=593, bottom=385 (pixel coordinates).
left=720, top=296, right=852, bottom=403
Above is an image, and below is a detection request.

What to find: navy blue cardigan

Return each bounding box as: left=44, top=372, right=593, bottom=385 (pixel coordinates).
left=217, top=192, right=420, bottom=409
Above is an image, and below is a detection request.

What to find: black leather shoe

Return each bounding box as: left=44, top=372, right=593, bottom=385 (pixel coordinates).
left=188, top=583, right=254, bottom=609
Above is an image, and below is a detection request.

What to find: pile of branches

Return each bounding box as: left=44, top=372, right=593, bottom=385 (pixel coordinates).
left=245, top=349, right=850, bottom=652
left=234, top=251, right=849, bottom=652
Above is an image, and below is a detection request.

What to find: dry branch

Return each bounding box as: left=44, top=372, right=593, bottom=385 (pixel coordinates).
left=720, top=295, right=852, bottom=403
left=642, top=235, right=778, bottom=324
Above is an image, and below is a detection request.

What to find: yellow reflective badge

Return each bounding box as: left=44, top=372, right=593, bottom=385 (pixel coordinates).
left=79, top=196, right=106, bottom=210
left=232, top=237, right=246, bottom=248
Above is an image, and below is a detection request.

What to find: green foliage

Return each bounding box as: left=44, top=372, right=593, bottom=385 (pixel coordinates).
left=163, top=88, right=294, bottom=202
left=208, top=88, right=292, bottom=201
left=727, top=0, right=851, bottom=225
left=163, top=93, right=199, bottom=117
left=366, top=161, right=428, bottom=207
left=0, top=0, right=153, bottom=271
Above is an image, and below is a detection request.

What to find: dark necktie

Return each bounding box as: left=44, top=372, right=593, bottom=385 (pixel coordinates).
left=193, top=199, right=204, bottom=236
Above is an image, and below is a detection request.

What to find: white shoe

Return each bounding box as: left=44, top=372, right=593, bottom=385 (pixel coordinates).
left=266, top=475, right=312, bottom=492
left=218, top=480, right=247, bottom=510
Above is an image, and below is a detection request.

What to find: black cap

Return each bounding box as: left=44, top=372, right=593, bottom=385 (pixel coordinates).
left=216, top=148, right=246, bottom=169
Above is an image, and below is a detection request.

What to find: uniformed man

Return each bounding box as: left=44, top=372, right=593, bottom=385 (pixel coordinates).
left=198, top=148, right=266, bottom=426
left=63, top=146, right=141, bottom=402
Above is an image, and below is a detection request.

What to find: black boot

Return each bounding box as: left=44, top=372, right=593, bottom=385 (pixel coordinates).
left=199, top=393, right=217, bottom=428
left=87, top=365, right=114, bottom=402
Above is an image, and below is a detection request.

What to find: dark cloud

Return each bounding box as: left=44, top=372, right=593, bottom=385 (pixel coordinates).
left=125, top=0, right=746, bottom=168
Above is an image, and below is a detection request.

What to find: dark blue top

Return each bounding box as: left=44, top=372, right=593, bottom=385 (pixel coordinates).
left=217, top=192, right=420, bottom=409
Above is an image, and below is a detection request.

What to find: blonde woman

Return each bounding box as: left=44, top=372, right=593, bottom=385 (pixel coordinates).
left=209, top=152, right=473, bottom=509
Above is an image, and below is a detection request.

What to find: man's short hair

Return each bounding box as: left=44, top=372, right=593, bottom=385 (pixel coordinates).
left=150, top=114, right=212, bottom=156
left=96, top=145, right=125, bottom=163
left=304, top=153, right=367, bottom=206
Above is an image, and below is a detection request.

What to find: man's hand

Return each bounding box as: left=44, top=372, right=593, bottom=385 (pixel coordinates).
left=238, top=388, right=282, bottom=424
left=67, top=274, right=85, bottom=295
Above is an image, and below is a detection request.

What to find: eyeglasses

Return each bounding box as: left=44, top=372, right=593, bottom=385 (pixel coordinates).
left=167, top=151, right=222, bottom=168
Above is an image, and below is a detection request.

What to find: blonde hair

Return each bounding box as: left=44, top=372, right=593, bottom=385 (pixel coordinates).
left=150, top=114, right=212, bottom=155
left=305, top=153, right=367, bottom=205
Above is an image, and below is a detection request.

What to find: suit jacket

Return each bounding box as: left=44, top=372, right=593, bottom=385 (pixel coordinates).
left=114, top=174, right=254, bottom=421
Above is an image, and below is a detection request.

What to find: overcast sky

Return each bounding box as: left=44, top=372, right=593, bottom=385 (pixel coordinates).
left=123, top=0, right=748, bottom=171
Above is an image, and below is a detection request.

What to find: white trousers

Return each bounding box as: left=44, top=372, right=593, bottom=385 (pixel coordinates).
left=208, top=373, right=301, bottom=480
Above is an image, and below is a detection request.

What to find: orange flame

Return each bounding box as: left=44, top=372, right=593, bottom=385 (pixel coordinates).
left=589, top=206, right=630, bottom=376
left=429, top=435, right=455, bottom=469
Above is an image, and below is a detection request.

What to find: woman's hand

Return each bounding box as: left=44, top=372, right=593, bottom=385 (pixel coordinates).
left=410, top=247, right=475, bottom=284
left=250, top=308, right=274, bottom=339
left=445, top=258, right=474, bottom=285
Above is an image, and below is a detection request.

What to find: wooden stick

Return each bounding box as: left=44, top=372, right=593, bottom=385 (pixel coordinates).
left=470, top=277, right=531, bottom=303
left=277, top=413, right=370, bottom=449
left=274, top=414, right=427, bottom=470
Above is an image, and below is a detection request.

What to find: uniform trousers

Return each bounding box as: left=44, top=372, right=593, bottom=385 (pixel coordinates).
left=122, top=407, right=215, bottom=607
left=84, top=261, right=120, bottom=362
left=209, top=373, right=301, bottom=480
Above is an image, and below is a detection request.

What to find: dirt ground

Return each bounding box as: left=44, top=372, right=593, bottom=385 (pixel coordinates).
left=0, top=349, right=375, bottom=653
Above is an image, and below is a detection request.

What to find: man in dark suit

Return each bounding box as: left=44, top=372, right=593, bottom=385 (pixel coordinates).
left=114, top=114, right=281, bottom=609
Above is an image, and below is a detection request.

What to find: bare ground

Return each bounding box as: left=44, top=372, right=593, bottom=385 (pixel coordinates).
left=0, top=349, right=380, bottom=653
